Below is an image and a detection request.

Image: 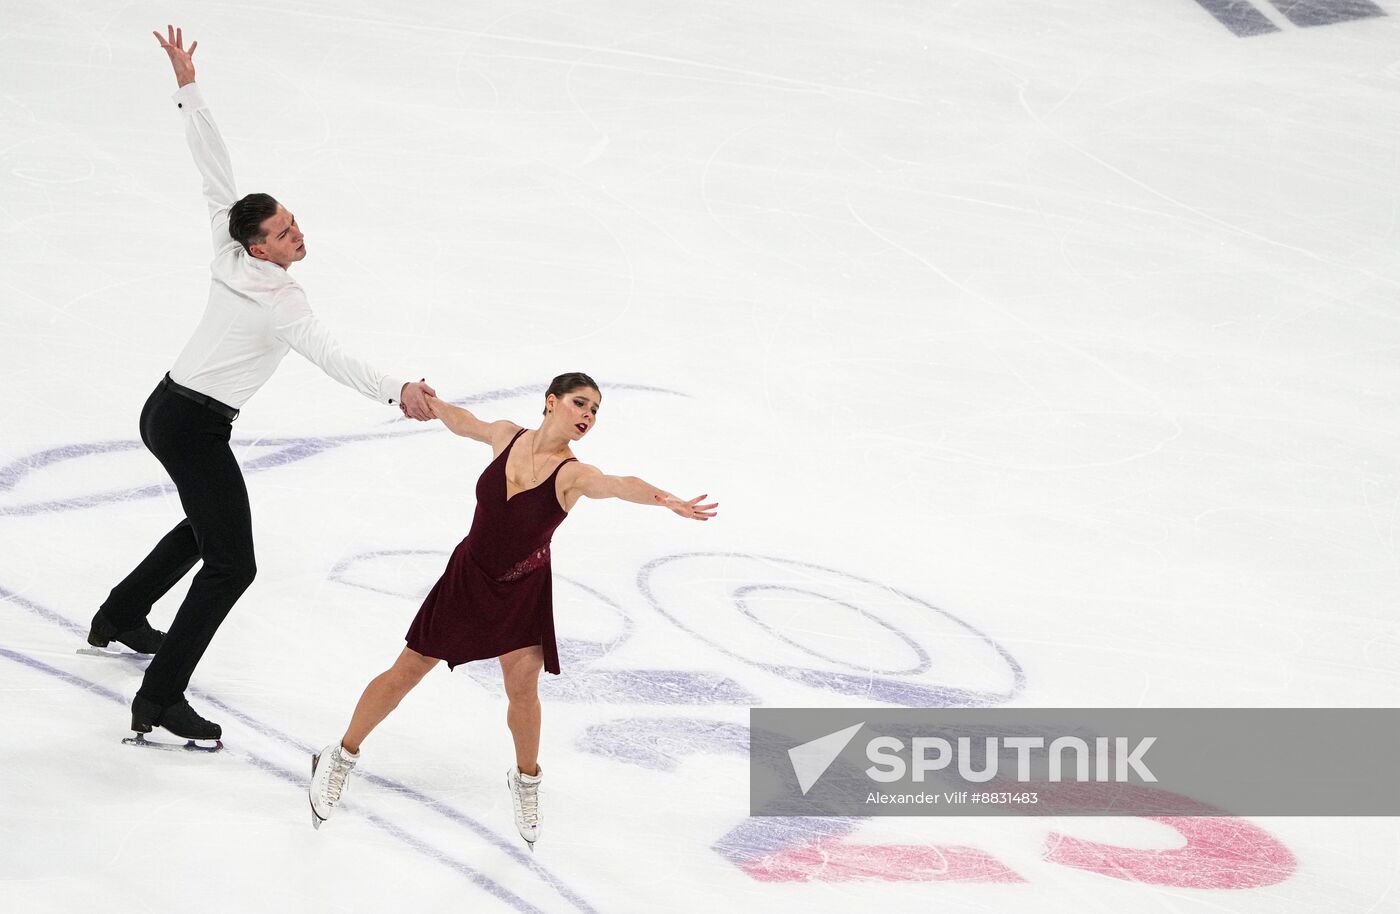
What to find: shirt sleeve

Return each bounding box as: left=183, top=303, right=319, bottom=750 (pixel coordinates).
left=172, top=83, right=238, bottom=254
left=271, top=288, right=409, bottom=406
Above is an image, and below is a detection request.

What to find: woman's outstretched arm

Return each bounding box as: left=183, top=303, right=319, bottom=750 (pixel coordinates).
left=427, top=396, right=520, bottom=449
left=567, top=464, right=717, bottom=520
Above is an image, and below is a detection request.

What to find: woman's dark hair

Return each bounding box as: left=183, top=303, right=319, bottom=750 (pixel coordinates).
left=228, top=193, right=280, bottom=254
left=544, top=372, right=600, bottom=415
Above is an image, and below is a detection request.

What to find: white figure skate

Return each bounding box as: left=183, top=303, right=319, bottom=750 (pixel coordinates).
left=507, top=765, right=543, bottom=850
left=309, top=743, right=359, bottom=830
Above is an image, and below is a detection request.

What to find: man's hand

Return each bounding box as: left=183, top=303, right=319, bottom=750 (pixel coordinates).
left=399, top=379, right=438, bottom=421
left=153, top=25, right=197, bottom=88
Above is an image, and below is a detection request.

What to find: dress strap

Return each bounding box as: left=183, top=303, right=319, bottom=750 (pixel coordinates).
left=545, top=456, right=578, bottom=481
left=495, top=427, right=529, bottom=467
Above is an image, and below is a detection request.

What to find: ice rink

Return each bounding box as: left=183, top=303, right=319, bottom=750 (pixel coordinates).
left=3, top=1, right=1398, bottom=911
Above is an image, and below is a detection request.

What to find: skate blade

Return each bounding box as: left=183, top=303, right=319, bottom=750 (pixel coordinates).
left=122, top=732, right=223, bottom=753
left=77, top=646, right=148, bottom=659
left=309, top=753, right=325, bottom=830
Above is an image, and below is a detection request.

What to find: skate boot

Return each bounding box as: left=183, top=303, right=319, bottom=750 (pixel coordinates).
left=87, top=610, right=165, bottom=654
left=124, top=696, right=223, bottom=751
left=507, top=765, right=542, bottom=850
left=309, top=743, right=359, bottom=830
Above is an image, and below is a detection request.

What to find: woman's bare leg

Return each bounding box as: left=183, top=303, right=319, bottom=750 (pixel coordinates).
left=341, top=646, right=440, bottom=754
left=499, top=645, right=544, bottom=775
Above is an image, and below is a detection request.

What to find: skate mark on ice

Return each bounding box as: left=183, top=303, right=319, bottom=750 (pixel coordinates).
left=193, top=691, right=601, bottom=911
left=577, top=717, right=750, bottom=770
left=0, top=587, right=603, bottom=914
left=0, top=644, right=129, bottom=705
left=0, top=381, right=685, bottom=518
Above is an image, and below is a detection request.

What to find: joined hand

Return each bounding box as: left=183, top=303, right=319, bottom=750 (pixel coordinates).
left=400, top=379, right=437, bottom=421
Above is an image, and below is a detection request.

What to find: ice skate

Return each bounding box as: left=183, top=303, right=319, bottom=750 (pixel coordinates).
left=309, top=743, right=359, bottom=830
left=123, top=696, right=223, bottom=752
left=507, top=765, right=542, bottom=850
left=81, top=610, right=165, bottom=657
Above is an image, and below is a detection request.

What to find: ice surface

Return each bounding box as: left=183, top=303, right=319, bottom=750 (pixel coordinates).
left=2, top=1, right=1398, bottom=911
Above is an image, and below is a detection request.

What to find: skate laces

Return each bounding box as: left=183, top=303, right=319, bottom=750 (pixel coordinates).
left=514, top=773, right=540, bottom=823
left=325, top=750, right=357, bottom=806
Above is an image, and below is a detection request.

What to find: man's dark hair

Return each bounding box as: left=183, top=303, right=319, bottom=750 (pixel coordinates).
left=228, top=193, right=280, bottom=254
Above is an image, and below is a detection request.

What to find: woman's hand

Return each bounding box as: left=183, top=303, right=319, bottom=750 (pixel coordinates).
left=655, top=493, right=719, bottom=521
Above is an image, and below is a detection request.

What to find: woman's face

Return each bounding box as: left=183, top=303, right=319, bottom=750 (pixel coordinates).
left=552, top=387, right=601, bottom=440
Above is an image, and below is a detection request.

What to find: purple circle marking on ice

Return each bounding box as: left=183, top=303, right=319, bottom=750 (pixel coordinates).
left=732, top=584, right=932, bottom=676
left=638, top=552, right=1026, bottom=708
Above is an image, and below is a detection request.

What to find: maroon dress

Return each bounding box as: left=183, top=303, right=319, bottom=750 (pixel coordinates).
left=406, top=429, right=575, bottom=674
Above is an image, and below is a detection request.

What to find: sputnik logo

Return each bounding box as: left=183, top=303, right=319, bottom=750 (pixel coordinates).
left=788, top=722, right=865, bottom=795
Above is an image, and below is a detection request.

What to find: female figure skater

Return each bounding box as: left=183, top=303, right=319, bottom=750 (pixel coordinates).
left=308, top=372, right=717, bottom=848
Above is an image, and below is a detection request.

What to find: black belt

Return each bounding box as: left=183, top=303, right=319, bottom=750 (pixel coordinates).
left=161, top=373, right=239, bottom=421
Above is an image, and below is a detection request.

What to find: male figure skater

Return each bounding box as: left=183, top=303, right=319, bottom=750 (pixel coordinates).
left=88, top=26, right=437, bottom=744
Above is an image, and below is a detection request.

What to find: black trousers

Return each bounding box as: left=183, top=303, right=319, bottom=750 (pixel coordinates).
left=100, top=379, right=256, bottom=707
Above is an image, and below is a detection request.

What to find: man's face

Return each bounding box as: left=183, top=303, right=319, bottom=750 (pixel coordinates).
left=249, top=204, right=306, bottom=268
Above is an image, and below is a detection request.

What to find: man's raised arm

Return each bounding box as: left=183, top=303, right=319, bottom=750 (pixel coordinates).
left=154, top=26, right=237, bottom=254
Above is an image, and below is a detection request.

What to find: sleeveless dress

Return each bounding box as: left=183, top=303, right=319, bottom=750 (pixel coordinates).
left=406, top=429, right=576, bottom=674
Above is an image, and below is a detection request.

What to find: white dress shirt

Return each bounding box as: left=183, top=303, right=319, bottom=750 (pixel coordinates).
left=166, top=83, right=406, bottom=410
